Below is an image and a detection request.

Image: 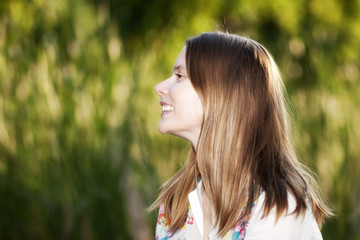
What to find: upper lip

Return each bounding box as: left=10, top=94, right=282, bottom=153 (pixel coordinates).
left=160, top=101, right=172, bottom=106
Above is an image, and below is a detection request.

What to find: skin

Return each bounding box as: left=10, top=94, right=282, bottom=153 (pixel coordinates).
left=154, top=47, right=212, bottom=239
left=154, top=47, right=203, bottom=149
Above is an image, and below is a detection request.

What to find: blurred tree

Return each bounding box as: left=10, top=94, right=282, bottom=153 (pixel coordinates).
left=0, top=0, right=359, bottom=239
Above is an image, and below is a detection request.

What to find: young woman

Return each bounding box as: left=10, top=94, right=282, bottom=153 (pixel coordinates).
left=150, top=32, right=332, bottom=240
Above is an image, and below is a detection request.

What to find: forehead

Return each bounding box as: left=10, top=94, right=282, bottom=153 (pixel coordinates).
left=173, top=47, right=187, bottom=72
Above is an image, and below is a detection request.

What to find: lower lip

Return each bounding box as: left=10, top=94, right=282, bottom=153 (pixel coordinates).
left=161, top=111, right=173, bottom=117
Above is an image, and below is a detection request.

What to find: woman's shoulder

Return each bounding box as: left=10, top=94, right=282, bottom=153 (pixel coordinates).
left=245, top=191, right=323, bottom=240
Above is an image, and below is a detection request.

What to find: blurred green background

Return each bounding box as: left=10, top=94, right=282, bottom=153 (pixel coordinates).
left=0, top=0, right=359, bottom=239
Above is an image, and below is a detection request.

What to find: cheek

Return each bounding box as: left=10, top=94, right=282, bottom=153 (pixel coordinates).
left=194, top=97, right=203, bottom=117
left=170, top=82, right=203, bottom=119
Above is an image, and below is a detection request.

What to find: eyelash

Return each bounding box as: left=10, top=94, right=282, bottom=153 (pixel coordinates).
left=175, top=73, right=183, bottom=79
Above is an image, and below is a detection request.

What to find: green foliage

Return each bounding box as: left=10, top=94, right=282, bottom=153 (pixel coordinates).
left=0, top=0, right=359, bottom=239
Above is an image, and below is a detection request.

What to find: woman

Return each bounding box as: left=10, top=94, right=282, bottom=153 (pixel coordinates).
left=150, top=32, right=332, bottom=240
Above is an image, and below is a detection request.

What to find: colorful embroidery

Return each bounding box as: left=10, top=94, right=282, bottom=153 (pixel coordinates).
left=231, top=200, right=257, bottom=240
left=186, top=216, right=194, bottom=225
left=156, top=204, right=175, bottom=240
left=155, top=199, right=258, bottom=240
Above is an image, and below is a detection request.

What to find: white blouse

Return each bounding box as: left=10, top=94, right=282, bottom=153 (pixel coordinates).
left=155, top=182, right=323, bottom=240
left=246, top=192, right=323, bottom=240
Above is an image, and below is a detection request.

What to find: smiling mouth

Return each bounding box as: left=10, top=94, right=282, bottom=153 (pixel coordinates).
left=162, top=105, right=174, bottom=112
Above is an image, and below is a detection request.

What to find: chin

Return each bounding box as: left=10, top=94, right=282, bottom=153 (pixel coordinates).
left=158, top=125, right=181, bottom=138
left=158, top=124, right=170, bottom=134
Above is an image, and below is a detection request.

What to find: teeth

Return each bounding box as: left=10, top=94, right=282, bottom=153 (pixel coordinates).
left=162, top=105, right=174, bottom=112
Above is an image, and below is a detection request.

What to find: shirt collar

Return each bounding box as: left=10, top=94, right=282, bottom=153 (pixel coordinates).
left=188, top=180, right=204, bottom=238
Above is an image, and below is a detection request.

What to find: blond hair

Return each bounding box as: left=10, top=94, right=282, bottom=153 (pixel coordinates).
left=150, top=32, right=332, bottom=237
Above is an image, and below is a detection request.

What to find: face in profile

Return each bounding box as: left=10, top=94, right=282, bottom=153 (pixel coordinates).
left=154, top=47, right=203, bottom=147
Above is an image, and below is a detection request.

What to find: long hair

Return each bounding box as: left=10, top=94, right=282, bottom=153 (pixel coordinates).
left=150, top=32, right=332, bottom=236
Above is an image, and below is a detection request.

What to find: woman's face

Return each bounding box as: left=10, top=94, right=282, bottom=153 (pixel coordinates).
left=154, top=47, right=203, bottom=147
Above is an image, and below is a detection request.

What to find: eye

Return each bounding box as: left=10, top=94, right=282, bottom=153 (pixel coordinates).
left=175, top=73, right=184, bottom=79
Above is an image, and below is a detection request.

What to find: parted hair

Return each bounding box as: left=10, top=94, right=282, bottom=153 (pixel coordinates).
left=150, top=32, right=332, bottom=237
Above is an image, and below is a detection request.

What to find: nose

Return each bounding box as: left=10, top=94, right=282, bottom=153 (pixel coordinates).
left=154, top=79, right=169, bottom=96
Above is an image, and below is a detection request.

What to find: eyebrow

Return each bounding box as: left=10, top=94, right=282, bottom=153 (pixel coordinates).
left=173, top=65, right=186, bottom=72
